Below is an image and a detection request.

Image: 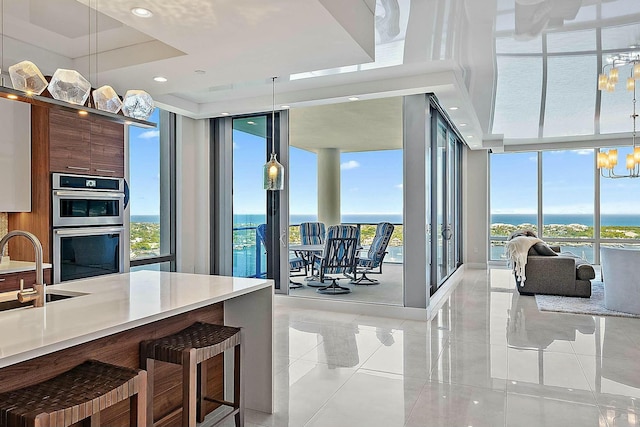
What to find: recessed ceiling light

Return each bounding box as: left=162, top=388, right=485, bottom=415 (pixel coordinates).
left=221, top=112, right=230, bottom=116
left=247, top=121, right=256, bottom=125
left=6, top=94, right=17, bottom=100
left=467, top=135, right=474, bottom=138
left=78, top=110, right=89, bottom=116
left=280, top=105, right=290, bottom=109
left=348, top=97, right=359, bottom=101
left=153, top=76, right=167, bottom=83
left=131, top=7, right=153, bottom=18
left=449, top=106, right=459, bottom=110
left=459, top=123, right=468, bottom=127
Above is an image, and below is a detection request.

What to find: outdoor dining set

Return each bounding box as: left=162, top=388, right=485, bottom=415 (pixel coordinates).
left=258, top=222, right=395, bottom=295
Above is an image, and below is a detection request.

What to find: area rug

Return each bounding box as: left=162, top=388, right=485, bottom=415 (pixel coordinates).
left=535, top=281, right=640, bottom=318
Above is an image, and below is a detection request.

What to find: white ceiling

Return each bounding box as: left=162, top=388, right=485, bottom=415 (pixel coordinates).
left=290, top=97, right=403, bottom=152
left=0, top=0, right=638, bottom=150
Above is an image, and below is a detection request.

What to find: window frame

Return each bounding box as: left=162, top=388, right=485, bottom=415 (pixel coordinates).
left=129, top=109, right=177, bottom=271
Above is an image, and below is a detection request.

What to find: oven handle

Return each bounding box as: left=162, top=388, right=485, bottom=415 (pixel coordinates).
left=54, top=226, right=125, bottom=236
left=53, top=191, right=125, bottom=199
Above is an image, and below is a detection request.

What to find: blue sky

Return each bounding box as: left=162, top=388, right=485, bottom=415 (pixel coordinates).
left=232, top=126, right=403, bottom=216
left=128, top=109, right=160, bottom=216
left=491, top=149, right=640, bottom=215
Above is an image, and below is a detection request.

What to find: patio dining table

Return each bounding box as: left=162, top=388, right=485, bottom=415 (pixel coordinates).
left=289, top=244, right=324, bottom=286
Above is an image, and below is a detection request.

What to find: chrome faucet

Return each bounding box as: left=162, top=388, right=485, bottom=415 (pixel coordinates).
left=0, top=231, right=45, bottom=308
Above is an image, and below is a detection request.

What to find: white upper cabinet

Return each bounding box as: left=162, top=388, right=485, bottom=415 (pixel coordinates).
left=0, top=98, right=31, bottom=212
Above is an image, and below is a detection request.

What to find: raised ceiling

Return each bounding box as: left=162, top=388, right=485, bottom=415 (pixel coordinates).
left=0, top=0, right=638, bottom=149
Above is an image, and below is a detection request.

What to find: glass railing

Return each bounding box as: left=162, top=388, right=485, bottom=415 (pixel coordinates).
left=232, top=222, right=404, bottom=278
left=233, top=225, right=266, bottom=278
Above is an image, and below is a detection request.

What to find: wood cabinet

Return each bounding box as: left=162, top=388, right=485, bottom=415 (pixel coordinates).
left=49, top=108, right=124, bottom=177
left=8, top=104, right=126, bottom=264
left=0, top=269, right=53, bottom=293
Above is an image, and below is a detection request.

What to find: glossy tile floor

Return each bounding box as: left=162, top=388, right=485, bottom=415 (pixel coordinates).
left=218, top=267, right=640, bottom=426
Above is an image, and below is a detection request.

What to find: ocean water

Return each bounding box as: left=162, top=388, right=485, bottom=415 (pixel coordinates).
left=131, top=215, right=160, bottom=223
left=233, top=213, right=403, bottom=226
left=491, top=214, right=640, bottom=227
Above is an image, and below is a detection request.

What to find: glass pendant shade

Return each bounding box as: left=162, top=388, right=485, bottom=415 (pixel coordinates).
left=628, top=77, right=636, bottom=91
left=610, top=67, right=619, bottom=83
left=635, top=63, right=640, bottom=79
left=627, top=154, right=636, bottom=170
left=634, top=147, right=640, bottom=162
left=263, top=152, right=284, bottom=190
left=598, top=74, right=608, bottom=90
left=8, top=61, right=48, bottom=95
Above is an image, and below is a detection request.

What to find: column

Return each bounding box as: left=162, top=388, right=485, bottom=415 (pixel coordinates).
left=317, top=148, right=341, bottom=225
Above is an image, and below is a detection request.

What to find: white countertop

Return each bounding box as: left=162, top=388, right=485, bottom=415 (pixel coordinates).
left=0, top=270, right=272, bottom=368
left=0, top=260, right=53, bottom=274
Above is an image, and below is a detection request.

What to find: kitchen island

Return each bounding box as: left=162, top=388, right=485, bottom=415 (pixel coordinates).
left=0, top=270, right=273, bottom=426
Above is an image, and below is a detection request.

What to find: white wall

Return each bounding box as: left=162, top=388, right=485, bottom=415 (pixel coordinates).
left=463, top=148, right=489, bottom=268
left=403, top=95, right=429, bottom=309
left=176, top=115, right=210, bottom=273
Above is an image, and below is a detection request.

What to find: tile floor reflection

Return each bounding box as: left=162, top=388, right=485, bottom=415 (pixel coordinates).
left=217, top=268, right=640, bottom=426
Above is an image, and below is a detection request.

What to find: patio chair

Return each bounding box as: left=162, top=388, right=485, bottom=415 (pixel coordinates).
left=351, top=222, right=395, bottom=285
left=256, top=224, right=306, bottom=288
left=312, top=225, right=359, bottom=295
left=299, top=221, right=326, bottom=274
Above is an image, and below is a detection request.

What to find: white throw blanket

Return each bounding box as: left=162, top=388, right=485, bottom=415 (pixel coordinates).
left=505, top=236, right=543, bottom=286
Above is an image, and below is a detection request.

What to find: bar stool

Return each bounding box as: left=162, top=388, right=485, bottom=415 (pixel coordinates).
left=140, top=322, right=242, bottom=427
left=0, top=360, right=147, bottom=427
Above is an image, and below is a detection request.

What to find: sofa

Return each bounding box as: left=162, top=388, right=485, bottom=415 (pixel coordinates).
left=516, top=245, right=595, bottom=297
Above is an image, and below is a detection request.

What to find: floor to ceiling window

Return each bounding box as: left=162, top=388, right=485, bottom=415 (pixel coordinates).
left=129, top=109, right=176, bottom=271
left=430, top=104, right=462, bottom=293
left=490, top=148, right=640, bottom=264
left=542, top=150, right=595, bottom=260
left=489, top=152, right=538, bottom=261
left=231, top=116, right=267, bottom=278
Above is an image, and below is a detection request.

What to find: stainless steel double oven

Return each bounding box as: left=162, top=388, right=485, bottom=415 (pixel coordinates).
left=52, top=173, right=125, bottom=283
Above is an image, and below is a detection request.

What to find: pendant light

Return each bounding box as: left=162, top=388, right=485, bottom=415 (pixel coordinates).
left=263, top=76, right=284, bottom=190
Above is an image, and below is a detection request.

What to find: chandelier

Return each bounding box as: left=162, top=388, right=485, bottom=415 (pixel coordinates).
left=597, top=51, right=640, bottom=178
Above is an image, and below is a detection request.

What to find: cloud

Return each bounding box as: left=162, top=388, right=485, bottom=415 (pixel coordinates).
left=340, top=160, right=360, bottom=170
left=138, top=130, right=160, bottom=139
left=529, top=156, right=537, bottom=162
left=396, top=183, right=403, bottom=189
left=573, top=149, right=593, bottom=155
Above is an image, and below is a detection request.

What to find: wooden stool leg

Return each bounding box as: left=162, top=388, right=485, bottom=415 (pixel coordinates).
left=142, top=358, right=154, bottom=427
left=197, top=360, right=208, bottom=423
left=132, top=370, right=147, bottom=427
left=182, top=348, right=198, bottom=427
left=88, top=411, right=100, bottom=427
left=234, top=343, right=243, bottom=427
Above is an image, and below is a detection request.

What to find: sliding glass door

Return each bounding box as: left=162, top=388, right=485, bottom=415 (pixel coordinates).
left=431, top=102, right=462, bottom=293
left=231, top=116, right=267, bottom=277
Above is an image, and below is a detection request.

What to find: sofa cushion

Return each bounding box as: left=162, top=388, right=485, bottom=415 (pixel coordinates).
left=533, top=242, right=559, bottom=256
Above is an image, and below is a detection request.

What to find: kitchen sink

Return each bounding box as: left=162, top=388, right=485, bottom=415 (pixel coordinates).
left=0, top=292, right=79, bottom=312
